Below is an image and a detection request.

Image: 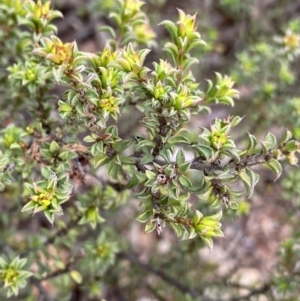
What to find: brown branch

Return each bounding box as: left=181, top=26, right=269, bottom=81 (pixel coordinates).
left=118, top=251, right=205, bottom=299
left=130, top=151, right=267, bottom=176
left=191, top=152, right=266, bottom=174
left=30, top=277, right=55, bottom=301
left=27, top=249, right=84, bottom=301
left=119, top=251, right=268, bottom=301
left=40, top=249, right=84, bottom=281
left=146, top=284, right=168, bottom=301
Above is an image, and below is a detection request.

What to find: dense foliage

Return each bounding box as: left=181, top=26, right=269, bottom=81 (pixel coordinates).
left=1, top=0, right=300, bottom=300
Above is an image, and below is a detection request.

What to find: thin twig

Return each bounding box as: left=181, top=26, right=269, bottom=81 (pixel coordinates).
left=146, top=284, right=168, bottom=301
left=40, top=249, right=84, bottom=281
left=118, top=251, right=202, bottom=299
left=130, top=150, right=266, bottom=175
left=27, top=249, right=84, bottom=301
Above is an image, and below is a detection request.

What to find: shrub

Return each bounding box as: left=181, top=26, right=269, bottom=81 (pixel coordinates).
left=0, top=0, right=299, bottom=300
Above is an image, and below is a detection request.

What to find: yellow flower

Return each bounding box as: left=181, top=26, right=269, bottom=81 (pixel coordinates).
left=34, top=36, right=75, bottom=65
left=177, top=9, right=197, bottom=38
left=134, top=23, right=156, bottom=44
left=284, top=30, right=300, bottom=50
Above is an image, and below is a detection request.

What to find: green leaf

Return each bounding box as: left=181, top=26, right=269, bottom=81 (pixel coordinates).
left=83, top=135, right=96, bottom=143
left=47, top=173, right=58, bottom=190
left=160, top=20, right=177, bottom=39
left=208, top=210, right=223, bottom=221
left=266, top=158, right=282, bottom=180
left=176, top=149, right=185, bottom=165
left=106, top=160, right=120, bottom=180
left=21, top=201, right=36, bottom=213
left=285, top=140, right=299, bottom=152
left=214, top=228, right=225, bottom=237
left=119, top=156, right=135, bottom=164
left=51, top=197, right=59, bottom=210
left=222, top=139, right=236, bottom=149
left=176, top=203, right=190, bottom=217
left=145, top=220, right=156, bottom=233
left=262, top=132, right=277, bottom=150
left=126, top=174, right=139, bottom=189
left=159, top=146, right=171, bottom=162
left=53, top=65, right=66, bottom=82
left=106, top=125, right=118, bottom=136
left=91, top=142, right=103, bottom=156
left=201, top=236, right=213, bottom=250
left=40, top=148, right=51, bottom=158
left=206, top=79, right=213, bottom=94
left=140, top=154, right=154, bottom=165
left=115, top=140, right=132, bottom=153
left=98, top=25, right=116, bottom=39
left=44, top=210, right=55, bottom=224
left=93, top=153, right=109, bottom=167
left=239, top=170, right=254, bottom=198
left=218, top=96, right=234, bottom=106
left=178, top=161, right=191, bottom=173
left=163, top=42, right=179, bottom=64
left=145, top=170, right=156, bottom=180
left=260, top=141, right=269, bottom=156
left=187, top=181, right=205, bottom=193
left=192, top=210, right=203, bottom=224
left=221, top=148, right=240, bottom=162
left=49, top=141, right=60, bottom=153
left=246, top=168, right=259, bottom=188
left=136, top=139, right=155, bottom=151
left=188, top=226, right=197, bottom=239
left=182, top=57, right=199, bottom=70
left=136, top=210, right=152, bottom=223
left=178, top=175, right=192, bottom=187
left=168, top=135, right=189, bottom=145
left=168, top=185, right=179, bottom=200
left=229, top=202, right=239, bottom=210
left=231, top=116, right=244, bottom=127
left=0, top=257, right=7, bottom=267
left=197, top=186, right=213, bottom=200
left=193, top=144, right=212, bottom=160
left=215, top=169, right=236, bottom=181
left=159, top=186, right=169, bottom=195
left=70, top=270, right=83, bottom=284
left=41, top=167, right=51, bottom=179
left=10, top=142, right=21, bottom=149
left=180, top=227, right=190, bottom=240
left=135, top=172, right=148, bottom=182
left=279, top=130, right=292, bottom=144
left=246, top=132, right=257, bottom=153
left=170, top=222, right=183, bottom=237
left=59, top=150, right=77, bottom=161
